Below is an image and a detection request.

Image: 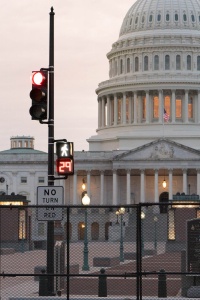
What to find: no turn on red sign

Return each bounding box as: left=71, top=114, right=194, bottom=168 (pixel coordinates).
left=37, top=186, right=64, bottom=221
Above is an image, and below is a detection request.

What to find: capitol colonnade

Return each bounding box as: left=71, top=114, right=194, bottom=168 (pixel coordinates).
left=67, top=166, right=200, bottom=205
left=98, top=89, right=200, bottom=128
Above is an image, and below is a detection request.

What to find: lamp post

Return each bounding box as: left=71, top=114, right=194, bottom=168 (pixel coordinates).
left=154, top=216, right=158, bottom=251
left=82, top=193, right=90, bottom=271
left=141, top=211, right=145, bottom=256
left=118, top=207, right=125, bottom=262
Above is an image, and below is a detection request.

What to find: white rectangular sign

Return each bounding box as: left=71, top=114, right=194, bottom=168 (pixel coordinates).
left=37, top=186, right=64, bottom=221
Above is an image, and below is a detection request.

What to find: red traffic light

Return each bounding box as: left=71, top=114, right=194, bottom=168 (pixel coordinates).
left=31, top=71, right=46, bottom=86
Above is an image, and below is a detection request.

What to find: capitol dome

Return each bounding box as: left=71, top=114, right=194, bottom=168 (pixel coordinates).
left=88, top=0, right=200, bottom=151
left=120, top=0, right=200, bottom=36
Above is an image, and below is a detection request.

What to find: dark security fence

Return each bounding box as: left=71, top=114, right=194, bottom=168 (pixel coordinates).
left=1, top=202, right=200, bottom=299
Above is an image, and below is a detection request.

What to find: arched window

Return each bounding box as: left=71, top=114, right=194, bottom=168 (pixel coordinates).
left=114, top=61, right=118, bottom=76
left=166, top=13, right=170, bottom=21
left=154, top=55, right=159, bottom=70
left=157, top=14, right=161, bottom=22
left=191, top=15, right=195, bottom=22
left=135, top=17, right=138, bottom=24
left=165, top=55, right=170, bottom=70
left=142, top=96, right=146, bottom=119
left=127, top=58, right=130, bottom=73
left=135, top=57, right=139, bottom=72
left=176, top=55, right=181, bottom=70
left=197, top=56, right=200, bottom=71
left=120, top=59, right=123, bottom=74
left=144, top=56, right=148, bottom=71
left=149, top=14, right=153, bottom=22
left=183, top=14, right=187, bottom=22
left=175, top=13, right=178, bottom=21
left=129, top=18, right=132, bottom=25
left=142, top=16, right=145, bottom=23
left=187, top=55, right=191, bottom=70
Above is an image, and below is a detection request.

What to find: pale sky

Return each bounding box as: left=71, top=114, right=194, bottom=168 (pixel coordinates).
left=0, top=0, right=135, bottom=152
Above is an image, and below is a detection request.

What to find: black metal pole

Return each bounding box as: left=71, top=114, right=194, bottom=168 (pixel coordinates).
left=47, top=6, right=55, bottom=296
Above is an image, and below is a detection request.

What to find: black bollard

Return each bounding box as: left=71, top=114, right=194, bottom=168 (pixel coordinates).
left=158, top=269, right=167, bottom=298
left=39, top=269, right=48, bottom=296
left=98, top=268, right=107, bottom=297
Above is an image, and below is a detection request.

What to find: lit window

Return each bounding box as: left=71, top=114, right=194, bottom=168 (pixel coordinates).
left=19, top=210, right=26, bottom=240
left=165, top=55, right=170, bottom=70
left=168, top=209, right=175, bottom=240
left=154, top=55, right=159, bottom=70
left=176, top=55, right=181, bottom=70
left=187, top=55, right=191, bottom=70
left=164, top=95, right=171, bottom=117
left=153, top=96, right=159, bottom=118
left=135, top=57, right=139, bottom=72
left=127, top=58, right=130, bottom=73
left=21, top=177, right=27, bottom=184
left=176, top=98, right=182, bottom=118
left=188, top=97, right=193, bottom=119
left=144, top=56, right=148, bottom=71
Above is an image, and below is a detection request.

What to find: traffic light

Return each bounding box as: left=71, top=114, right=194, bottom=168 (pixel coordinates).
left=56, top=141, right=74, bottom=176
left=29, top=70, right=48, bottom=120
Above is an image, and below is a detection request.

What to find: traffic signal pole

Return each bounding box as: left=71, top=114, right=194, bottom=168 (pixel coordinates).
left=47, top=7, right=55, bottom=295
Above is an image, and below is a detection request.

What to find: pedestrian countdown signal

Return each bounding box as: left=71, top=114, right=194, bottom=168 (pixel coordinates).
left=56, top=141, right=74, bottom=176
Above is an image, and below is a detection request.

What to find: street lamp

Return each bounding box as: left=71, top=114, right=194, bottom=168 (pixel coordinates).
left=154, top=216, right=158, bottom=251
left=82, top=193, right=90, bottom=271
left=141, top=211, right=145, bottom=256
left=118, top=207, right=125, bottom=262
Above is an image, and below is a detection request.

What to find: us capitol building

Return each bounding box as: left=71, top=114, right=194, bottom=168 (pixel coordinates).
left=1, top=0, right=200, bottom=247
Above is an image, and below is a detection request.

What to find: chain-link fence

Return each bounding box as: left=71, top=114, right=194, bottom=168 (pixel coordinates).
left=1, top=203, right=200, bottom=299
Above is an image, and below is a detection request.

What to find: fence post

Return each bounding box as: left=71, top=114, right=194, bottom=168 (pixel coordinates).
left=39, top=269, right=48, bottom=296
left=158, top=269, right=167, bottom=297
left=98, top=268, right=107, bottom=297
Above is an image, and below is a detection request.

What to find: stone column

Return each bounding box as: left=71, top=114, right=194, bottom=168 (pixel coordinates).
left=73, top=171, right=77, bottom=205
left=169, top=169, right=173, bottom=199
left=101, top=97, right=105, bottom=127
left=128, top=94, right=132, bottom=124
left=184, top=90, right=189, bottom=123
left=107, top=95, right=111, bottom=126
left=98, top=98, right=101, bottom=128
left=140, top=169, right=145, bottom=203
left=182, top=169, right=187, bottom=194
left=134, top=91, right=137, bottom=124
left=154, top=169, right=159, bottom=203
left=87, top=171, right=91, bottom=199
left=122, top=93, right=126, bottom=124
left=100, top=171, right=104, bottom=205
left=145, top=90, right=150, bottom=123
left=171, top=90, right=176, bottom=123
left=113, top=169, right=118, bottom=205
left=159, top=90, right=163, bottom=123
left=126, top=169, right=131, bottom=204
left=114, top=94, right=118, bottom=126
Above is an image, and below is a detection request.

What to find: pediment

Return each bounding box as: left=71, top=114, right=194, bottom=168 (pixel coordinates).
left=113, top=139, right=200, bottom=161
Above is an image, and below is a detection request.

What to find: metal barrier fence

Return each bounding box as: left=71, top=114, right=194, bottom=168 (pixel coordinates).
left=1, top=203, right=200, bottom=299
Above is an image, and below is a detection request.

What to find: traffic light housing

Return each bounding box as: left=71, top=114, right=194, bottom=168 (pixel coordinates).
left=56, top=141, right=74, bottom=176
left=29, top=70, right=48, bottom=120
